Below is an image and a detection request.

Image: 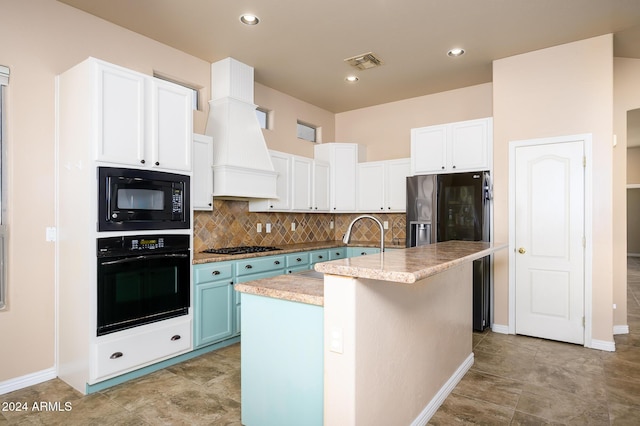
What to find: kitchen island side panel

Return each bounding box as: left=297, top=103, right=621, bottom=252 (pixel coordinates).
left=240, top=293, right=324, bottom=426
left=324, top=265, right=473, bottom=425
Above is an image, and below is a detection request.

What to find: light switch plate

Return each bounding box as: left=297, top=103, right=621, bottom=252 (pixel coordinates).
left=46, top=227, right=57, bottom=242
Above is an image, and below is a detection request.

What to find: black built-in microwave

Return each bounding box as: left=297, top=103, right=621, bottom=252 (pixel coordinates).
left=98, top=167, right=190, bottom=232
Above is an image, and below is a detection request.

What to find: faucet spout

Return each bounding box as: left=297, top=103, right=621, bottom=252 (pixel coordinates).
left=343, top=215, right=385, bottom=252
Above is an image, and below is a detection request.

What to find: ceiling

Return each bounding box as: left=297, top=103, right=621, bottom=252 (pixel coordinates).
left=58, top=0, right=640, bottom=115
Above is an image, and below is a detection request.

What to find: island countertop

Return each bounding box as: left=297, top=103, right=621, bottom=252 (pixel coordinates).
left=234, top=241, right=507, bottom=305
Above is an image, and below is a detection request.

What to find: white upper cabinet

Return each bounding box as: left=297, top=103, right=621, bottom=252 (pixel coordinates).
left=192, top=134, right=214, bottom=211
left=292, top=155, right=313, bottom=211
left=312, top=160, right=330, bottom=212
left=94, top=62, right=146, bottom=166
left=315, top=143, right=365, bottom=212
left=148, top=79, right=193, bottom=172
left=249, top=151, right=292, bottom=211
left=357, top=158, right=410, bottom=212
left=411, top=117, right=492, bottom=175
left=92, top=59, right=193, bottom=172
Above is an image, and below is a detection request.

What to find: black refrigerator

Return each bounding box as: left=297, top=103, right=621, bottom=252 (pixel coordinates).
left=406, top=171, right=491, bottom=331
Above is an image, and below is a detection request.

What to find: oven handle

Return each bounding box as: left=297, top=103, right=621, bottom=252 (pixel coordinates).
left=99, top=253, right=189, bottom=266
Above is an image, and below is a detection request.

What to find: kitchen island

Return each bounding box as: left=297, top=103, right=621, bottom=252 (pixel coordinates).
left=235, top=241, right=506, bottom=426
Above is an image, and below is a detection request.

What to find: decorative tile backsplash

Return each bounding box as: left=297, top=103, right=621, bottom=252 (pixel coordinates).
left=193, top=199, right=406, bottom=252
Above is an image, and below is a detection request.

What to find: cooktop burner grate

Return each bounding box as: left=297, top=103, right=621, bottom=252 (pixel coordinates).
left=202, top=246, right=282, bottom=255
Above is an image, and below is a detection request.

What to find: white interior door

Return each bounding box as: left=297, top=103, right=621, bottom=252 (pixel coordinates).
left=514, top=139, right=585, bottom=344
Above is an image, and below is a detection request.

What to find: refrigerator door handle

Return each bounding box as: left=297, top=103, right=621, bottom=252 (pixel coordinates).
left=484, top=174, right=493, bottom=200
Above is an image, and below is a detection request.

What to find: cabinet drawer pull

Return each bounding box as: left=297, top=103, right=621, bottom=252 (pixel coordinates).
left=170, top=335, right=181, bottom=341
left=361, top=252, right=367, bottom=255
left=110, top=352, right=123, bottom=359
left=245, top=264, right=253, bottom=269
left=274, top=260, right=281, bottom=265
left=212, top=270, right=221, bottom=275
left=296, top=257, right=302, bottom=262
left=335, top=252, right=341, bottom=256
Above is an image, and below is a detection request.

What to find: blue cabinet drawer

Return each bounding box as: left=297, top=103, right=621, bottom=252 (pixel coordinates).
left=310, top=250, right=329, bottom=264
left=236, top=256, right=286, bottom=277
left=328, top=248, right=346, bottom=260
left=194, top=262, right=233, bottom=284
left=286, top=252, right=310, bottom=267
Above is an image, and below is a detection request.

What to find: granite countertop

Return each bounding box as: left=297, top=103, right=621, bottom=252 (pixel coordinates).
left=315, top=241, right=507, bottom=284
left=192, top=240, right=404, bottom=264
left=234, top=241, right=507, bottom=306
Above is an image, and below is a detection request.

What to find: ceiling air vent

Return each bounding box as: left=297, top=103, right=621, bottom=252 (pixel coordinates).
left=344, top=52, right=384, bottom=70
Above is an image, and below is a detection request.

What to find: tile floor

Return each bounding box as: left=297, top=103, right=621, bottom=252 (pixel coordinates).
left=2, top=259, right=640, bottom=425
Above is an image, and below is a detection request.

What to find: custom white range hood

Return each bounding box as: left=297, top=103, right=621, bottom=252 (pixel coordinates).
left=205, top=58, right=278, bottom=199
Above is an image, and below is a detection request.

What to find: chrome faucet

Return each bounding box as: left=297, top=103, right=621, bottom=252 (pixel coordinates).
left=343, top=215, right=385, bottom=252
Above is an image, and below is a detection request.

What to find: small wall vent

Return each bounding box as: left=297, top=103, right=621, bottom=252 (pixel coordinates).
left=344, top=52, right=384, bottom=70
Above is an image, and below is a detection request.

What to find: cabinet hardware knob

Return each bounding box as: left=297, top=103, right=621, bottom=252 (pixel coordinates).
left=318, top=255, right=323, bottom=259
left=441, top=166, right=445, bottom=169
left=380, top=207, right=383, bottom=210
left=310, top=207, right=313, bottom=209
left=245, top=264, right=253, bottom=269
left=518, top=247, right=526, bottom=254
left=296, top=257, right=302, bottom=262
left=208, top=203, right=212, bottom=206
left=361, top=252, right=367, bottom=255
left=453, top=165, right=456, bottom=169
left=170, top=335, right=181, bottom=341
left=155, top=161, right=160, bottom=166
left=212, top=270, right=221, bottom=275
left=140, top=159, right=146, bottom=164
left=335, top=252, right=340, bottom=255
left=388, top=207, right=391, bottom=210
left=110, top=352, right=123, bottom=359
left=274, top=260, right=280, bottom=265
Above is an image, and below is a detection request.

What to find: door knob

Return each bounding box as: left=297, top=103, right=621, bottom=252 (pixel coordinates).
left=518, top=247, right=526, bottom=254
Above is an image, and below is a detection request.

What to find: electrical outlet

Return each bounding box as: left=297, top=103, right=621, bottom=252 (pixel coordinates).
left=291, top=222, right=296, bottom=231
left=266, top=223, right=272, bottom=233
left=330, top=220, right=334, bottom=230
left=383, top=221, right=389, bottom=230
left=257, top=223, right=262, bottom=233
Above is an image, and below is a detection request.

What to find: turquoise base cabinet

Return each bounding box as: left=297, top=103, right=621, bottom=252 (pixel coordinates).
left=241, top=293, right=323, bottom=426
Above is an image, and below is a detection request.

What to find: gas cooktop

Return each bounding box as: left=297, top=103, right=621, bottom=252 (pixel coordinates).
left=202, top=246, right=282, bottom=255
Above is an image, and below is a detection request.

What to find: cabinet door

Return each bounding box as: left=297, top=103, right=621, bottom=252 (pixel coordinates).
left=270, top=152, right=292, bottom=210
left=312, top=161, right=330, bottom=212
left=148, top=79, right=193, bottom=172
left=332, top=145, right=358, bottom=211
left=411, top=125, right=447, bottom=175
left=94, top=62, right=146, bottom=166
left=194, top=280, right=234, bottom=348
left=292, top=156, right=313, bottom=211
left=450, top=118, right=490, bottom=172
left=385, top=159, right=411, bottom=211
left=357, top=162, right=385, bottom=211
left=192, top=134, right=213, bottom=211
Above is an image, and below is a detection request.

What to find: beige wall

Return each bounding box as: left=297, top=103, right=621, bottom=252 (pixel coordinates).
left=0, top=0, right=337, bottom=385
left=615, top=58, right=640, bottom=326
left=335, top=83, right=493, bottom=161
left=0, top=0, right=210, bottom=382
left=255, top=83, right=335, bottom=157
left=493, top=35, right=614, bottom=342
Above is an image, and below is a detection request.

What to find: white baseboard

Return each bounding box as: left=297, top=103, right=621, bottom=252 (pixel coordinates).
left=614, top=325, right=630, bottom=335
left=491, top=324, right=510, bottom=334
left=410, top=353, right=474, bottom=426
left=0, top=368, right=57, bottom=395
left=590, top=339, right=616, bottom=352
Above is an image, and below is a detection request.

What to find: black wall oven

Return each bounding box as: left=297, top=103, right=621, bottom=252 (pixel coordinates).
left=97, top=234, right=190, bottom=336
left=98, top=167, right=190, bottom=232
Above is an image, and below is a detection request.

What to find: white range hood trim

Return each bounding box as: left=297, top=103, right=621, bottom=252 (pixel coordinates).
left=212, top=164, right=278, bottom=199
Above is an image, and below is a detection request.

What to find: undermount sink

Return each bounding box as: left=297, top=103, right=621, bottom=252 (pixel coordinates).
left=294, top=269, right=325, bottom=280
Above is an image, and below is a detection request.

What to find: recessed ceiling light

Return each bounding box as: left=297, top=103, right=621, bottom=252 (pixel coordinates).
left=345, top=75, right=359, bottom=83
left=240, top=14, right=260, bottom=25
left=447, top=48, right=465, bottom=57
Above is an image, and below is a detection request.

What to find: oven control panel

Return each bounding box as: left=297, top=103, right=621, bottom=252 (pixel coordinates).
left=97, top=234, right=190, bottom=257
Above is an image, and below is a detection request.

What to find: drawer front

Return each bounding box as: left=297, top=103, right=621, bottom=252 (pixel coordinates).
left=329, top=248, right=346, bottom=260
left=194, top=262, right=233, bottom=284
left=310, top=250, right=329, bottom=264
left=286, top=252, right=310, bottom=267
left=236, top=256, right=286, bottom=277
left=94, top=319, right=191, bottom=381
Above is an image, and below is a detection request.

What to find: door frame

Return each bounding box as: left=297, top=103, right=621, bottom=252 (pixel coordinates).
left=508, top=134, right=593, bottom=347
